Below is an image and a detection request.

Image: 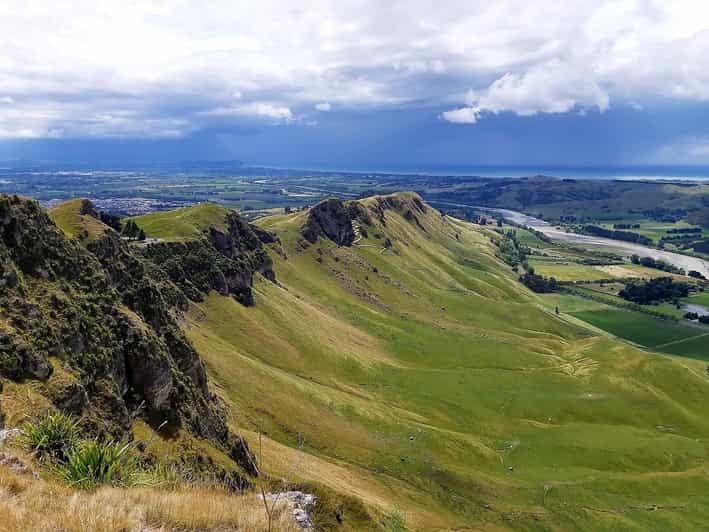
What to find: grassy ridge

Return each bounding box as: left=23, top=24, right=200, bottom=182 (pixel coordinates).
left=129, top=202, right=230, bottom=241
left=182, top=193, right=709, bottom=529
left=48, top=198, right=111, bottom=240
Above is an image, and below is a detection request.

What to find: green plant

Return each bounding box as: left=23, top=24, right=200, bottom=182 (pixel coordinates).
left=23, top=413, right=79, bottom=461
left=54, top=440, right=139, bottom=490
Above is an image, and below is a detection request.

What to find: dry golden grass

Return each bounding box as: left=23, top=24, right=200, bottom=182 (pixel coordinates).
left=239, top=429, right=452, bottom=529
left=0, top=458, right=299, bottom=532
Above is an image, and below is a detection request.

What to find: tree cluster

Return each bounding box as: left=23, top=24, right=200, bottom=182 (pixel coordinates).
left=619, top=277, right=690, bottom=305
left=582, top=225, right=653, bottom=246
left=630, top=254, right=683, bottom=274
left=519, top=272, right=558, bottom=293
left=121, top=219, right=145, bottom=241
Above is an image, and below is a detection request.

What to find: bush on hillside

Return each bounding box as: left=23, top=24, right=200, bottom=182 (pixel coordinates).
left=519, top=272, right=558, bottom=293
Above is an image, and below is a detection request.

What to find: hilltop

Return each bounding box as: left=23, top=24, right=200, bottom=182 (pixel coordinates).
left=129, top=202, right=231, bottom=241
left=2, top=192, right=709, bottom=530
left=48, top=198, right=114, bottom=241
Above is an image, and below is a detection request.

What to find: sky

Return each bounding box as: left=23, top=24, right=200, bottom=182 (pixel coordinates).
left=2, top=0, right=709, bottom=170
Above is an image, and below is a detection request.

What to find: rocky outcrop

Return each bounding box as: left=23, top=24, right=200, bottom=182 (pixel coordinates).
left=0, top=194, right=256, bottom=480
left=301, top=198, right=371, bottom=246
left=78, top=198, right=99, bottom=219
left=140, top=212, right=276, bottom=306
left=369, top=192, right=428, bottom=228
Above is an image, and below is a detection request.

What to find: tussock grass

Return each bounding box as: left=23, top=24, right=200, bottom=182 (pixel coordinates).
left=54, top=440, right=139, bottom=490
left=0, top=463, right=299, bottom=532
left=22, top=413, right=79, bottom=461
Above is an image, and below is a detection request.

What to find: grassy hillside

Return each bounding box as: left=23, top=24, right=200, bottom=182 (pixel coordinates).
left=48, top=198, right=112, bottom=240
left=179, top=192, right=709, bottom=530
left=129, top=202, right=230, bottom=241
left=423, top=177, right=709, bottom=223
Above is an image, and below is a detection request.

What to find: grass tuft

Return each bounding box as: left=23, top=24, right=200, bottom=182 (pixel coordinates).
left=54, top=440, right=139, bottom=490
left=22, top=413, right=80, bottom=461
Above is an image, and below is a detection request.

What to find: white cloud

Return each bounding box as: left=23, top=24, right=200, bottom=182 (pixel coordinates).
left=0, top=1, right=709, bottom=136
left=440, top=107, right=480, bottom=124
left=315, top=102, right=332, bottom=112
left=443, top=60, right=610, bottom=122
left=202, top=102, right=294, bottom=122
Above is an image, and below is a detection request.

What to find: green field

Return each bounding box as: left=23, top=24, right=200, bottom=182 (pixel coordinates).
left=594, top=219, right=708, bottom=244
left=683, top=292, right=709, bottom=307
left=571, top=308, right=708, bottom=359
left=528, top=258, right=612, bottom=281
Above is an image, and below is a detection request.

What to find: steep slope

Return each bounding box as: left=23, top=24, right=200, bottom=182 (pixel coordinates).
left=184, top=193, right=709, bottom=530
left=5, top=193, right=709, bottom=529
left=48, top=198, right=113, bottom=241
left=0, top=195, right=263, bottom=484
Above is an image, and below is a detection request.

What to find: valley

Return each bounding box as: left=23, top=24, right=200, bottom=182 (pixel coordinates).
left=129, top=194, right=709, bottom=527
left=1, top=187, right=708, bottom=530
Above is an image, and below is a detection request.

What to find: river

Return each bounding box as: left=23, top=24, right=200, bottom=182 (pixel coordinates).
left=430, top=201, right=709, bottom=278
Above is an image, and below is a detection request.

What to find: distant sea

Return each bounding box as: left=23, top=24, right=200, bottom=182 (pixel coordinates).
left=3, top=160, right=709, bottom=181
left=265, top=164, right=709, bottom=181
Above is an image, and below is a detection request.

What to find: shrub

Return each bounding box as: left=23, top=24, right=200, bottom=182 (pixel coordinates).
left=23, top=413, right=79, bottom=461
left=55, top=440, right=139, bottom=490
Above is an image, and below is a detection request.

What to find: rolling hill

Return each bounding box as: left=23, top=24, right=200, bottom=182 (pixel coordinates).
left=129, top=202, right=231, bottom=241
left=48, top=198, right=113, bottom=241
left=178, top=193, right=709, bottom=529
left=3, top=192, right=709, bottom=530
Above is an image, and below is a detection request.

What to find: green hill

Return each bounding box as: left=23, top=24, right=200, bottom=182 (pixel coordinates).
left=181, top=192, right=709, bottom=529
left=48, top=198, right=113, bottom=241
left=4, top=192, right=709, bottom=530
left=129, top=202, right=231, bottom=241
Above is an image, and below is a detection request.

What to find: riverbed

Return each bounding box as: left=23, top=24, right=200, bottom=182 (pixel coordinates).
left=429, top=200, right=709, bottom=278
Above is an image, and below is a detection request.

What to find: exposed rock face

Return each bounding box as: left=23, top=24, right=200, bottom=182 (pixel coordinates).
left=140, top=212, right=276, bottom=306
left=301, top=198, right=371, bottom=246
left=370, top=192, right=427, bottom=227
left=78, top=199, right=99, bottom=219
left=0, top=194, right=256, bottom=479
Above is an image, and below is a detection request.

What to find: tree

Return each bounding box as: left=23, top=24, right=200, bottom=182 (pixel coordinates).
left=121, top=220, right=145, bottom=240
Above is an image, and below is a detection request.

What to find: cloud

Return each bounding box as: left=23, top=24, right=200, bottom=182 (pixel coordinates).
left=1, top=1, right=709, bottom=137
left=652, top=136, right=709, bottom=163
left=203, top=102, right=294, bottom=122
left=440, top=107, right=480, bottom=124
left=315, top=102, right=332, bottom=112
left=442, top=60, right=610, bottom=122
